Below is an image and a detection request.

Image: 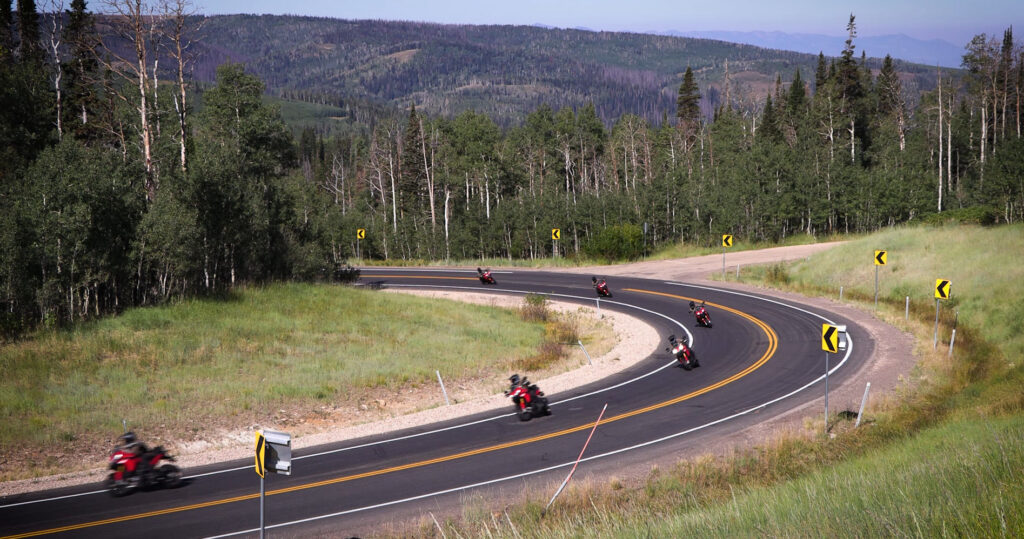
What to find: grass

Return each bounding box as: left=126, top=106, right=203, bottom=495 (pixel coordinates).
left=0, top=283, right=613, bottom=480
left=421, top=223, right=1024, bottom=538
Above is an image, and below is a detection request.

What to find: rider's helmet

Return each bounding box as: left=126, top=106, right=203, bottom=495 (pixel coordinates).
left=689, top=301, right=696, bottom=310
left=118, top=431, right=137, bottom=447
left=477, top=267, right=483, bottom=273
left=592, top=276, right=597, bottom=283
left=509, top=374, right=520, bottom=386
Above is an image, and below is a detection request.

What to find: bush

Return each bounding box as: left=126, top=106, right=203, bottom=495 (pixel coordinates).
left=584, top=224, right=644, bottom=261
left=766, top=263, right=790, bottom=285
left=919, top=206, right=999, bottom=226
left=520, top=293, right=549, bottom=322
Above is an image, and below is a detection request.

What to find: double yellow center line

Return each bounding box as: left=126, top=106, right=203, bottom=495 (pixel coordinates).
left=6, top=288, right=776, bottom=538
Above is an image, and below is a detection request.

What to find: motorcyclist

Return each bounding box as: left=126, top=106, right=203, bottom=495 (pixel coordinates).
left=115, top=431, right=150, bottom=477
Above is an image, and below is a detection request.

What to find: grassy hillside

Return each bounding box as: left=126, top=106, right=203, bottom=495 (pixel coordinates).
left=0, top=284, right=608, bottom=480
left=427, top=224, right=1024, bottom=537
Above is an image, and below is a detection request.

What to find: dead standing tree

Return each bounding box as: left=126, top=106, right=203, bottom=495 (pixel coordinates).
left=158, top=0, right=200, bottom=175
left=95, top=0, right=158, bottom=201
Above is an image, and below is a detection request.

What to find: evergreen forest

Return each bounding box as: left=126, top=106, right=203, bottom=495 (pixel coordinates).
left=1, top=4, right=1023, bottom=337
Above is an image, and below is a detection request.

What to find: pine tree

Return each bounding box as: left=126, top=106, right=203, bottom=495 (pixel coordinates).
left=788, top=68, right=807, bottom=113
left=16, top=0, right=42, bottom=65
left=814, top=52, right=827, bottom=93
left=62, top=0, right=100, bottom=140
left=400, top=103, right=426, bottom=215
left=676, top=66, right=700, bottom=134
left=0, top=1, right=13, bottom=62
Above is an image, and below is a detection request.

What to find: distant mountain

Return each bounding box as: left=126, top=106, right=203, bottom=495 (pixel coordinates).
left=182, top=16, right=946, bottom=128
left=664, top=30, right=964, bottom=68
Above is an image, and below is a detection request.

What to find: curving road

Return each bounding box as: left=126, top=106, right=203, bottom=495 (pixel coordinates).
left=0, top=270, right=871, bottom=538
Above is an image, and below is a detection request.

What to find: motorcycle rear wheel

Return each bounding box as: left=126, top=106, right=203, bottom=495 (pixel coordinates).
left=159, top=464, right=183, bottom=488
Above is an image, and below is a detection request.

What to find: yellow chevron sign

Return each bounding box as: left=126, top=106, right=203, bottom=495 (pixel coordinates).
left=356, top=228, right=366, bottom=240
left=935, top=279, right=951, bottom=299
left=875, top=250, right=887, bottom=265
left=822, top=324, right=839, bottom=353
left=254, top=431, right=266, bottom=478
left=722, top=234, right=733, bottom=247
left=552, top=228, right=561, bottom=240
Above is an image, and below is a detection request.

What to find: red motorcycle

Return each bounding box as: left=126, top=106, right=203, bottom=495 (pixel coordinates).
left=690, top=300, right=712, bottom=328
left=592, top=276, right=612, bottom=297
left=505, top=374, right=550, bottom=421
left=103, top=433, right=182, bottom=497
left=667, top=334, right=699, bottom=370
left=477, top=267, right=496, bottom=285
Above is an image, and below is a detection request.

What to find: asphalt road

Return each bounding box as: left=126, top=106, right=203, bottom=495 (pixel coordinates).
left=0, top=269, right=869, bottom=538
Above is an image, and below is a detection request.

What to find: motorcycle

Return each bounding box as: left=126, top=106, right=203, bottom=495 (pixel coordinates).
left=477, top=267, right=497, bottom=285
left=104, top=443, right=182, bottom=497
left=505, top=375, right=550, bottom=421
left=690, top=300, right=712, bottom=328
left=592, top=276, right=612, bottom=298
left=667, top=334, right=699, bottom=370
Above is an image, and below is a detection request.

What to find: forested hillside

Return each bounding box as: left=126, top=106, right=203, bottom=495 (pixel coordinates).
left=188, top=15, right=943, bottom=128
left=1, top=4, right=1022, bottom=339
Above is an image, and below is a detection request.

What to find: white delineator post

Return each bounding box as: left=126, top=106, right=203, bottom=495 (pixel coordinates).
left=855, top=382, right=871, bottom=427
left=436, top=370, right=450, bottom=406
left=543, top=403, right=608, bottom=514
left=577, top=340, right=593, bottom=366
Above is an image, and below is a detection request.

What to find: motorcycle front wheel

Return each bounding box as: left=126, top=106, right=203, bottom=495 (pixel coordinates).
left=517, top=408, right=532, bottom=421
left=105, top=474, right=132, bottom=497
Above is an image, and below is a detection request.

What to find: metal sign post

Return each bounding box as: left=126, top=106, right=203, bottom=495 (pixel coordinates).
left=821, top=324, right=844, bottom=434
left=255, top=429, right=292, bottom=538
left=874, top=250, right=887, bottom=308
left=721, top=235, right=733, bottom=277
left=933, top=279, right=951, bottom=349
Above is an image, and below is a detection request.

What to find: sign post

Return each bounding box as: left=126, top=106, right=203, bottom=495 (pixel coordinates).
left=934, top=279, right=951, bottom=349
left=356, top=228, right=366, bottom=259
left=874, top=250, right=887, bottom=308
left=255, top=429, right=292, bottom=538
left=821, top=323, right=846, bottom=433
left=721, top=234, right=733, bottom=277
left=551, top=228, right=561, bottom=258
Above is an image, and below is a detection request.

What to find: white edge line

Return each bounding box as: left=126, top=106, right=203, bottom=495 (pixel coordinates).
left=358, top=268, right=514, bottom=274
left=206, top=333, right=852, bottom=538
left=0, top=286, right=686, bottom=509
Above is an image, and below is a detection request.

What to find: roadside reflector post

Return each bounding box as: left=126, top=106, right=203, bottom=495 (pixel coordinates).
left=596, top=297, right=600, bottom=318
left=905, top=296, right=910, bottom=321
left=578, top=340, right=593, bottom=366
left=436, top=370, right=450, bottom=406
left=543, top=403, right=608, bottom=515
left=948, top=329, right=957, bottom=357
left=855, top=382, right=871, bottom=427
left=839, top=286, right=844, bottom=301
left=736, top=264, right=740, bottom=279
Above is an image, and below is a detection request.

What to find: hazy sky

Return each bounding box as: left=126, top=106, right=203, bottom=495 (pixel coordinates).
left=196, top=0, right=1021, bottom=46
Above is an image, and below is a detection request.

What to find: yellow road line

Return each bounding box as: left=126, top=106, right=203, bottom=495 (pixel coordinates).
left=6, top=288, right=775, bottom=538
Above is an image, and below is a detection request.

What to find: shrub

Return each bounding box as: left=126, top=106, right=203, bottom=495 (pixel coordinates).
left=584, top=224, right=644, bottom=261
left=765, top=263, right=791, bottom=285
left=919, top=206, right=999, bottom=226
left=520, top=293, right=550, bottom=322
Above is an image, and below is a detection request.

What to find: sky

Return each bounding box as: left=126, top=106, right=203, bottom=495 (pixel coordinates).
left=195, top=0, right=1022, bottom=47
